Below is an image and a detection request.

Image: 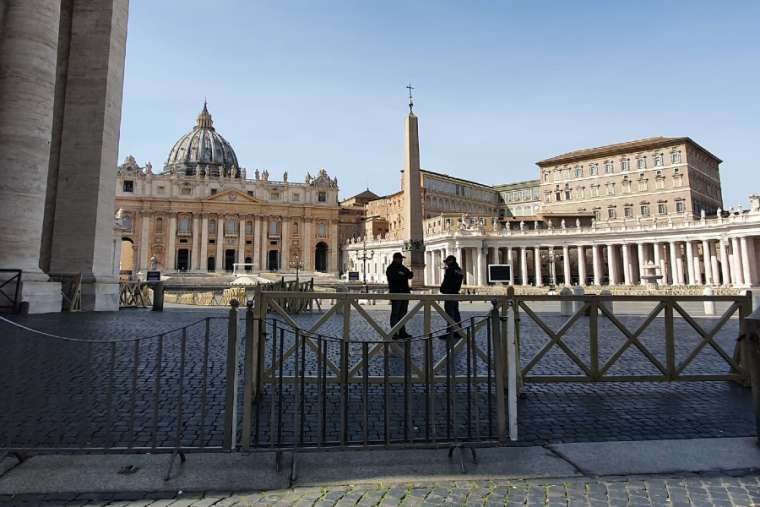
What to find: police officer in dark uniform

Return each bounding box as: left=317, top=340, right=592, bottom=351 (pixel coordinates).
left=386, top=252, right=413, bottom=339
left=440, top=255, right=464, bottom=339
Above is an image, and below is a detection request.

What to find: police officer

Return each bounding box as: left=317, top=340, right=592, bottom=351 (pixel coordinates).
left=440, top=255, right=464, bottom=339
left=386, top=252, right=413, bottom=339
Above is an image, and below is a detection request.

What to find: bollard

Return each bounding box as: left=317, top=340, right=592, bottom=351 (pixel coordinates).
left=599, top=288, right=613, bottom=315
left=151, top=282, right=164, bottom=312
left=560, top=287, right=573, bottom=316
left=572, top=286, right=585, bottom=314
left=703, top=286, right=715, bottom=316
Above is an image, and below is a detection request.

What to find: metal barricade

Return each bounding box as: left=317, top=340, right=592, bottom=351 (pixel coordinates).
left=0, top=269, right=22, bottom=314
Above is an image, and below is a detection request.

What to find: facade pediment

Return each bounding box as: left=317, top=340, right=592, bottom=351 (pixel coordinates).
left=206, top=189, right=259, bottom=203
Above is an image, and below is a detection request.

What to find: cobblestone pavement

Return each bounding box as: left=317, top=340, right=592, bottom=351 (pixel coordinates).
left=0, top=302, right=753, bottom=450
left=6, top=474, right=760, bottom=506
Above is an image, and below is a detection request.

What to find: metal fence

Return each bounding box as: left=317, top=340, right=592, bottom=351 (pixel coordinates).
left=0, top=269, right=22, bottom=314
left=0, top=311, right=242, bottom=480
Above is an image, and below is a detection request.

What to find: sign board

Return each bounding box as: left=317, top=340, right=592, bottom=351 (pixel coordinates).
left=348, top=271, right=360, bottom=281
left=487, top=264, right=512, bottom=284
left=146, top=271, right=161, bottom=282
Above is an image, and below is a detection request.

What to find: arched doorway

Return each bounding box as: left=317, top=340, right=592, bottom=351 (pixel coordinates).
left=119, top=238, right=135, bottom=279
left=207, top=256, right=216, bottom=272
left=267, top=250, right=279, bottom=271
left=224, top=249, right=236, bottom=272
left=315, top=242, right=328, bottom=272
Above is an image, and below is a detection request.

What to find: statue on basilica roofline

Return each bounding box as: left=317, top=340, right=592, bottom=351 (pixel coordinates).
left=283, top=170, right=288, bottom=182
left=145, top=161, right=153, bottom=175
left=262, top=169, right=269, bottom=181
left=254, top=169, right=260, bottom=180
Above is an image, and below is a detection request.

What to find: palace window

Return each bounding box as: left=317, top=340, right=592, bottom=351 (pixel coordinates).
left=624, top=206, right=633, bottom=218
left=608, top=207, right=617, bottom=219
left=593, top=209, right=601, bottom=220
left=605, top=161, right=613, bottom=174
left=564, top=184, right=571, bottom=200
left=658, top=203, right=668, bottom=215
left=671, top=151, right=682, bottom=164
left=575, top=165, right=583, bottom=178
left=318, top=191, right=327, bottom=202
left=543, top=171, right=550, bottom=182
left=623, top=179, right=631, bottom=193
left=654, top=153, right=664, bottom=166
left=123, top=180, right=134, bottom=193
left=591, top=185, right=599, bottom=197
left=590, top=163, right=599, bottom=176
left=208, top=219, right=216, bottom=234
left=555, top=184, right=561, bottom=201
left=673, top=173, right=683, bottom=187
left=640, top=204, right=650, bottom=217
left=247, top=190, right=254, bottom=197
left=269, top=220, right=281, bottom=235
left=270, top=191, right=280, bottom=200
left=210, top=188, right=217, bottom=195
left=637, top=157, right=646, bottom=170
left=563, top=168, right=570, bottom=179
left=621, top=158, right=630, bottom=171
left=675, top=200, right=685, bottom=213
left=607, top=183, right=616, bottom=196
left=638, top=179, right=648, bottom=192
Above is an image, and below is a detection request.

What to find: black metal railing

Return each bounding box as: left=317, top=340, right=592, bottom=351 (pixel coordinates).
left=0, top=269, right=22, bottom=314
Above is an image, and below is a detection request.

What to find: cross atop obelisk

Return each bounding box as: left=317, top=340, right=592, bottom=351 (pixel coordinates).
left=406, top=83, right=414, bottom=114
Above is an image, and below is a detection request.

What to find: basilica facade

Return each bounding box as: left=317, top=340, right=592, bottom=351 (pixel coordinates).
left=115, top=103, right=341, bottom=277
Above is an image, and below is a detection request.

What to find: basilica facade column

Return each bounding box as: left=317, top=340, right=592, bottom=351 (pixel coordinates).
left=253, top=216, right=262, bottom=271
left=191, top=215, right=200, bottom=271
left=577, top=246, right=587, bottom=286
left=281, top=218, right=290, bottom=271
left=216, top=215, right=225, bottom=272
left=302, top=218, right=313, bottom=271
left=200, top=214, right=209, bottom=272
left=238, top=216, right=246, bottom=266
left=139, top=212, right=151, bottom=271
left=166, top=215, right=177, bottom=271
left=329, top=219, right=339, bottom=274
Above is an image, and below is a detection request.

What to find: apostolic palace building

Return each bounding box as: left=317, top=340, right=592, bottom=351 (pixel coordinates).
left=114, top=99, right=759, bottom=299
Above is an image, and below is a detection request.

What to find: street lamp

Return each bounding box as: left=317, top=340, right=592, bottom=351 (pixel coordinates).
left=359, top=215, right=380, bottom=292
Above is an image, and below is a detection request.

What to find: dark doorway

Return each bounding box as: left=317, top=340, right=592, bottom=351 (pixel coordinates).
left=225, top=249, right=236, bottom=272
left=177, top=249, right=190, bottom=272
left=207, top=256, right=215, bottom=272
left=268, top=250, right=279, bottom=271
left=244, top=257, right=252, bottom=272
left=315, top=242, right=328, bottom=272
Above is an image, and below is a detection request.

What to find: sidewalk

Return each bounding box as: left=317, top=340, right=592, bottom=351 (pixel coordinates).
left=2, top=437, right=760, bottom=505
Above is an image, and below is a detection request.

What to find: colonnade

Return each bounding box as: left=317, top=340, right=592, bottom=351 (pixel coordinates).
left=422, top=236, right=758, bottom=288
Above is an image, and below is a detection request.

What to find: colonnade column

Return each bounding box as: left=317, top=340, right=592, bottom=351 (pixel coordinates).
left=476, top=247, right=486, bottom=286
left=191, top=215, right=200, bottom=271
left=329, top=220, right=338, bottom=274
left=534, top=247, right=542, bottom=287
left=637, top=243, right=646, bottom=285
left=719, top=240, right=730, bottom=286
left=685, top=241, right=696, bottom=285
left=506, top=247, right=514, bottom=284
left=577, top=246, right=586, bottom=286
left=166, top=215, right=177, bottom=271
left=520, top=247, right=528, bottom=286
left=200, top=214, right=209, bottom=272
left=216, top=216, right=225, bottom=272
left=607, top=244, right=618, bottom=285
left=621, top=244, right=632, bottom=285
left=702, top=239, right=713, bottom=286
left=562, top=246, right=571, bottom=285
left=653, top=243, right=662, bottom=283
left=741, top=237, right=752, bottom=286
left=731, top=237, right=743, bottom=286
left=592, top=245, right=602, bottom=286
left=710, top=241, right=719, bottom=286
left=238, top=216, right=246, bottom=266
left=669, top=241, right=680, bottom=285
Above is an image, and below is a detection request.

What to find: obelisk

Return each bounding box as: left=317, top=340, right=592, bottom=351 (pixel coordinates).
left=401, top=87, right=425, bottom=287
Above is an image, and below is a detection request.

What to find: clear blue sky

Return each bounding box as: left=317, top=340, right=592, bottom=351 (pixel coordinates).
left=119, top=0, right=760, bottom=207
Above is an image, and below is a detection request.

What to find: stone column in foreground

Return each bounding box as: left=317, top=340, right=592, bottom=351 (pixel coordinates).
left=0, top=0, right=63, bottom=312
left=47, top=0, right=130, bottom=311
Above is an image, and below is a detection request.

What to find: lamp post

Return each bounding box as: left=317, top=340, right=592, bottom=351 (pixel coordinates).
left=359, top=215, right=381, bottom=292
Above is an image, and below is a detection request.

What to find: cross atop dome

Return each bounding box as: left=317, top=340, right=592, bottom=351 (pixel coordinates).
left=196, top=99, right=214, bottom=129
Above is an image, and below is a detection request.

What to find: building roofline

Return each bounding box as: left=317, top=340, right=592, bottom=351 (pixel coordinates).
left=420, top=168, right=495, bottom=190
left=493, top=179, right=541, bottom=190
left=536, top=137, right=722, bottom=167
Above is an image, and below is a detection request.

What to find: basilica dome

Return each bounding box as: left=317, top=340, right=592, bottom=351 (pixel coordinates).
left=165, top=102, right=240, bottom=178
